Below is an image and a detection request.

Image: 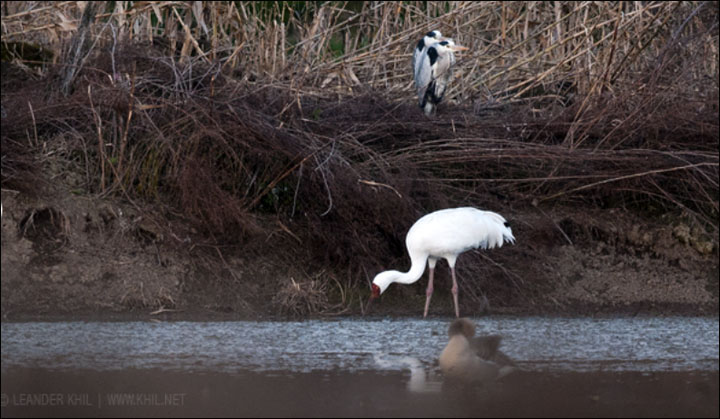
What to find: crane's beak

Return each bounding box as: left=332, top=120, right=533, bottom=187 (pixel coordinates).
left=363, top=295, right=373, bottom=316
left=364, top=284, right=380, bottom=316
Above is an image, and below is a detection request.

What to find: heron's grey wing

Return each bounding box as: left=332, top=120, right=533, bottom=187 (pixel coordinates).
left=430, top=52, right=454, bottom=101
left=415, top=52, right=433, bottom=106
left=412, top=46, right=422, bottom=80
left=412, top=37, right=426, bottom=79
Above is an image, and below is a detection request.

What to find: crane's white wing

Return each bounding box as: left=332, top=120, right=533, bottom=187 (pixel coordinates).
left=406, top=207, right=515, bottom=261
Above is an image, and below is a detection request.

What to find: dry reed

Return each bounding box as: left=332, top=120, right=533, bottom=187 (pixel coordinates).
left=1, top=2, right=717, bottom=308
left=2, top=2, right=717, bottom=102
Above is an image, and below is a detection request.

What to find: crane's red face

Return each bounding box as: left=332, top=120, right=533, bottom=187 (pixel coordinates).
left=371, top=283, right=381, bottom=299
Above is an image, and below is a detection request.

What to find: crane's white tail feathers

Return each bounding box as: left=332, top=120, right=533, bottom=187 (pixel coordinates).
left=478, top=210, right=515, bottom=249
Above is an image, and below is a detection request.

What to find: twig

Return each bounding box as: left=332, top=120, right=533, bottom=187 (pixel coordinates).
left=539, top=163, right=718, bottom=202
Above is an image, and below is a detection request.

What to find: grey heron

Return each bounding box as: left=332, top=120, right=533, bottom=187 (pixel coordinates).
left=414, top=39, right=468, bottom=116
left=412, top=30, right=443, bottom=80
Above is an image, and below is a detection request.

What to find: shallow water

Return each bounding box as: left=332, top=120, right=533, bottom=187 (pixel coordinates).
left=2, top=316, right=718, bottom=373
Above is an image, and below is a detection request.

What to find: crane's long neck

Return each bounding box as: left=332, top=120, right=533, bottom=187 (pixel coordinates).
left=397, top=253, right=428, bottom=284
left=375, top=250, right=428, bottom=293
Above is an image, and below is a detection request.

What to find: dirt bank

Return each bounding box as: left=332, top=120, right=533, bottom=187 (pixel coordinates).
left=1, top=368, right=717, bottom=417
left=1, top=30, right=717, bottom=319
left=1, top=182, right=717, bottom=319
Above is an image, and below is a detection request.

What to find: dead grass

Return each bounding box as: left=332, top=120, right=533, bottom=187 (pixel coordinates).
left=1, top=1, right=717, bottom=312
left=2, top=2, right=717, bottom=102
left=273, top=277, right=330, bottom=317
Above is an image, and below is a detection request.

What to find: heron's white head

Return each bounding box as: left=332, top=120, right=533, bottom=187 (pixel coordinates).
left=419, top=30, right=443, bottom=49
left=426, top=30, right=443, bottom=41
left=370, top=270, right=399, bottom=299
left=433, top=38, right=469, bottom=54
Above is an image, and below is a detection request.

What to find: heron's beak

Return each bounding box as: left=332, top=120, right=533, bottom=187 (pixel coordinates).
left=451, top=45, right=469, bottom=52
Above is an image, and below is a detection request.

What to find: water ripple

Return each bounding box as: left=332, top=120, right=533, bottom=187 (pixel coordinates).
left=2, top=317, right=718, bottom=373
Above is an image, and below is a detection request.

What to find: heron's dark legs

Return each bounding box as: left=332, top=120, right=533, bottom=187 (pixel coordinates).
left=423, top=267, right=435, bottom=318
left=451, top=267, right=459, bottom=318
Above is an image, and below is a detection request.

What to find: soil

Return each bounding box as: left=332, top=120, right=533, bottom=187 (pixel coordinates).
left=1, top=180, right=717, bottom=319
left=1, top=368, right=717, bottom=417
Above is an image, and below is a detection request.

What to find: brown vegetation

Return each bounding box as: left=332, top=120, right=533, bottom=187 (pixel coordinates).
left=1, top=2, right=718, bottom=316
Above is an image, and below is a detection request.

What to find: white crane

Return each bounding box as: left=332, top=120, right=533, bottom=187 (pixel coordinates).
left=370, top=207, right=515, bottom=318
left=414, top=38, right=468, bottom=115
left=439, top=318, right=516, bottom=383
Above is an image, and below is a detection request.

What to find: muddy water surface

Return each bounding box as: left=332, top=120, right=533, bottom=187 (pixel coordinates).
left=2, top=316, right=718, bottom=417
